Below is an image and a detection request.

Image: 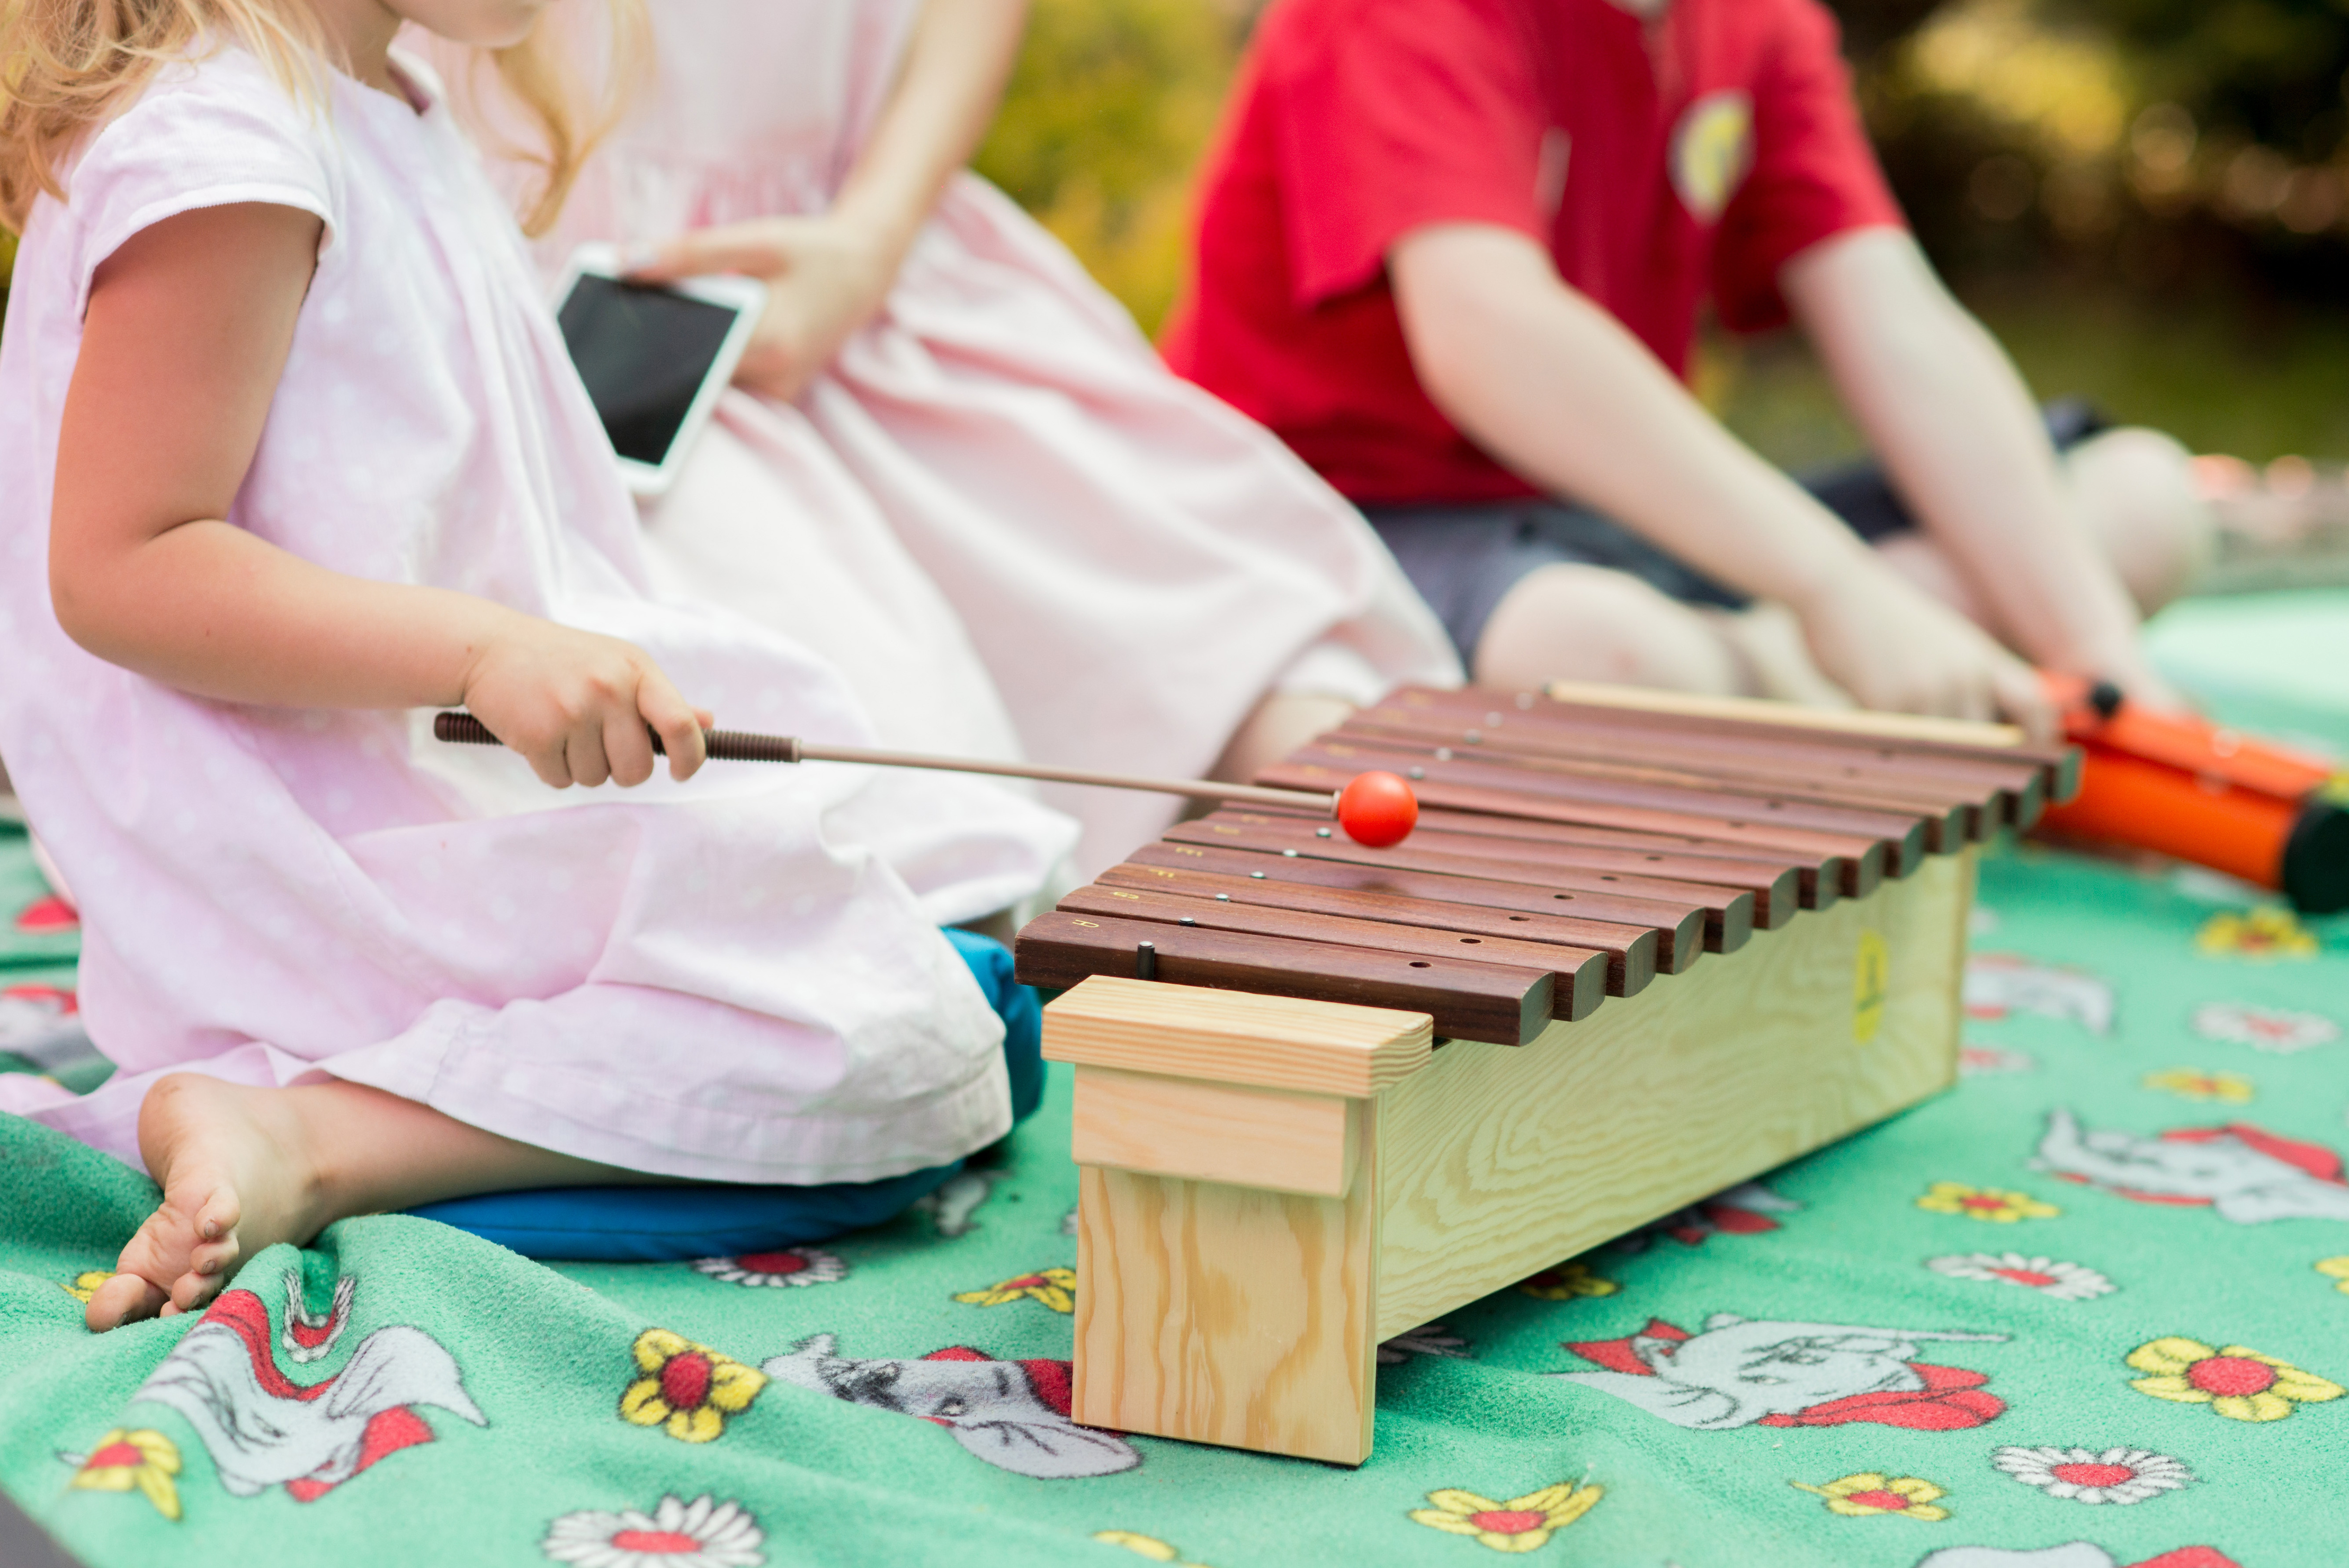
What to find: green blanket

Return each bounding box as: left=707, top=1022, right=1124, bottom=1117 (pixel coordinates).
left=4, top=824, right=2346, bottom=1568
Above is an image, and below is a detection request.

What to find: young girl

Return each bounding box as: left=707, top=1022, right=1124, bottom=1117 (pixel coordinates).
left=0, top=0, right=1073, bottom=1332
left=443, top=0, right=1462, bottom=878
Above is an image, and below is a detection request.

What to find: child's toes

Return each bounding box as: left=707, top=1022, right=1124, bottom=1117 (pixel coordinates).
left=193, top=1188, right=240, bottom=1244
left=188, top=1235, right=239, bottom=1278
left=86, top=1272, right=168, bottom=1333
left=168, top=1270, right=224, bottom=1314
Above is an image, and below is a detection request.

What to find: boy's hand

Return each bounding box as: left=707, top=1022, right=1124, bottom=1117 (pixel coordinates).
left=1795, top=563, right=2058, bottom=741
left=460, top=622, right=712, bottom=788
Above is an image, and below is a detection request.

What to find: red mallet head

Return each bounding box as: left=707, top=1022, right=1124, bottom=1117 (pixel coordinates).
left=1336, top=770, right=1419, bottom=847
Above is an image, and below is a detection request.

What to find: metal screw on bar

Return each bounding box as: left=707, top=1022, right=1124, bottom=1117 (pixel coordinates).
left=1135, top=940, right=1157, bottom=982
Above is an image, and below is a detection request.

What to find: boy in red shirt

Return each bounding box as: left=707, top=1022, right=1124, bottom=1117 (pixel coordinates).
left=1163, top=0, right=2208, bottom=732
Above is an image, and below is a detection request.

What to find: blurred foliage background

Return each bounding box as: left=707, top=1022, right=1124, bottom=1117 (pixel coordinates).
left=5, top=0, right=2344, bottom=463
left=976, top=0, right=2349, bottom=465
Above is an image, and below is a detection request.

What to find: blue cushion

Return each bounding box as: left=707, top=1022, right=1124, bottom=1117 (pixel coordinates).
left=405, top=927, right=1042, bottom=1260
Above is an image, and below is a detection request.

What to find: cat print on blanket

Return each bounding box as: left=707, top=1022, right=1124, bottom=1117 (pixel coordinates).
left=128, top=1284, right=483, bottom=1501
left=761, top=1334, right=1139, bottom=1479
left=1554, top=1313, right=2008, bottom=1430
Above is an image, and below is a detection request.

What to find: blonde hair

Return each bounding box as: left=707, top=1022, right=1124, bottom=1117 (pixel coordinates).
left=0, top=0, right=646, bottom=235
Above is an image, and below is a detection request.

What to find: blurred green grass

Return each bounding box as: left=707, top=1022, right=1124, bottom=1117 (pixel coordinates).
left=4, top=0, right=2339, bottom=468
left=1702, top=287, right=2349, bottom=467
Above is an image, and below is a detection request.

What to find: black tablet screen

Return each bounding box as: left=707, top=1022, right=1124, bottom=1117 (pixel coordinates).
left=556, top=275, right=741, bottom=466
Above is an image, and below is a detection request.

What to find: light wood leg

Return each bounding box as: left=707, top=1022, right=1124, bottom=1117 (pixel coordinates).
left=1071, top=1111, right=1381, bottom=1466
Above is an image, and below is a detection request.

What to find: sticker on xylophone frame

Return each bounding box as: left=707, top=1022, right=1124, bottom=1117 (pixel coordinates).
left=1853, top=929, right=1889, bottom=1044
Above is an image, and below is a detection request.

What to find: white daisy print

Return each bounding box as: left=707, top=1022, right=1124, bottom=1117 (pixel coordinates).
left=1927, top=1252, right=2115, bottom=1301
left=2191, top=1001, right=2340, bottom=1054
left=1377, top=1324, right=1470, bottom=1364
left=690, top=1249, right=845, bottom=1289
left=543, top=1494, right=764, bottom=1567
left=1993, top=1445, right=2193, bottom=1506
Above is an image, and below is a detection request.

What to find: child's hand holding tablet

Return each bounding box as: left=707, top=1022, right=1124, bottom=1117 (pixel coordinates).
left=552, top=242, right=766, bottom=496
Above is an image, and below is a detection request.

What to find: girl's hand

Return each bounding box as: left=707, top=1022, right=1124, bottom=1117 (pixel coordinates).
left=627, top=217, right=898, bottom=403
left=460, top=621, right=712, bottom=788
left=1794, top=562, right=2059, bottom=741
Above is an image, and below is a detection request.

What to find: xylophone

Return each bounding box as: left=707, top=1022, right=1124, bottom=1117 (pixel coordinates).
left=1014, top=682, right=2077, bottom=1466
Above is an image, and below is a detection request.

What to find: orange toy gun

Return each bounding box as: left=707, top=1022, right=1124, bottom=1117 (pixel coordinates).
left=2036, top=674, right=2349, bottom=913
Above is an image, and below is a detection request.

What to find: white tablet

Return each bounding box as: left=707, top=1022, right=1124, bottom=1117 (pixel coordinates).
left=552, top=242, right=767, bottom=498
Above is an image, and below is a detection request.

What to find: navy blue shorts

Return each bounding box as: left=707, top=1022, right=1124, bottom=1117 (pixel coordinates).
left=1366, top=400, right=2108, bottom=664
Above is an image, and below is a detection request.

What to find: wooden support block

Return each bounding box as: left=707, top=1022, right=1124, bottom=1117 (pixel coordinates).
left=1071, top=1064, right=1357, bottom=1197
left=1040, top=973, right=1431, bottom=1096
left=1051, top=849, right=1974, bottom=1467
left=1070, top=1137, right=1381, bottom=1466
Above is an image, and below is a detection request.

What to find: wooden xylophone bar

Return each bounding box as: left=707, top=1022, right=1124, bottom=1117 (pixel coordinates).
left=1020, top=684, right=2074, bottom=1465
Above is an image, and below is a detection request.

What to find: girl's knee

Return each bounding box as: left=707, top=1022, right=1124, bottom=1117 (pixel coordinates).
left=1474, top=564, right=1739, bottom=694
left=2065, top=427, right=2216, bottom=615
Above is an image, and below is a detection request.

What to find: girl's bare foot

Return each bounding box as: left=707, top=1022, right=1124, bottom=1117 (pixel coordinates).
left=84, top=1073, right=667, bottom=1333
left=86, top=1074, right=328, bottom=1333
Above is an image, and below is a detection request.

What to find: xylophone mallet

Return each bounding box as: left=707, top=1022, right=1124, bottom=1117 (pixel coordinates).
left=432, top=710, right=1422, bottom=848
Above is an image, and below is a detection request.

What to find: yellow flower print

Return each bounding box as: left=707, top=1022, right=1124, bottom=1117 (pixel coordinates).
left=1915, top=1182, right=2059, bottom=1223
left=1791, top=1473, right=1948, bottom=1521
left=2127, top=1336, right=2344, bottom=1422
left=70, top=1428, right=181, bottom=1520
left=1094, top=1531, right=1214, bottom=1567
left=619, top=1328, right=766, bottom=1443
left=2143, top=1067, right=2255, bottom=1103
left=2317, top=1257, right=2349, bottom=1295
left=61, top=1271, right=112, bottom=1304
left=1516, top=1262, right=1619, bottom=1301
left=955, top=1266, right=1077, bottom=1313
left=2196, top=908, right=2318, bottom=961
left=1408, top=1481, right=1603, bottom=1551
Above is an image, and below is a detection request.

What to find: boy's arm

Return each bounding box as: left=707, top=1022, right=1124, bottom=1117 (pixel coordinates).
left=50, top=203, right=707, bottom=787
left=1780, top=228, right=2163, bottom=694
left=1388, top=222, right=2051, bottom=730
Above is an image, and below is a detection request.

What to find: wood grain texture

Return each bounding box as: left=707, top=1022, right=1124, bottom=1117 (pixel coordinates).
left=1070, top=1064, right=1358, bottom=1197
left=1127, top=840, right=1702, bottom=976
left=1057, top=882, right=1610, bottom=1021
left=1539, top=679, right=2029, bottom=745
left=1257, top=756, right=1891, bottom=896
left=1375, top=806, right=1833, bottom=914
left=1039, top=974, right=1431, bottom=1097
left=1388, top=682, right=2078, bottom=805
left=1071, top=1139, right=1381, bottom=1465
left=1335, top=720, right=1978, bottom=850
left=1348, top=704, right=2028, bottom=826
left=1290, top=738, right=1934, bottom=871
left=1369, top=846, right=1974, bottom=1340
left=1018, top=911, right=1549, bottom=1045
left=1096, top=861, right=1660, bottom=997
left=1166, top=816, right=1756, bottom=951
left=1200, top=809, right=1788, bottom=936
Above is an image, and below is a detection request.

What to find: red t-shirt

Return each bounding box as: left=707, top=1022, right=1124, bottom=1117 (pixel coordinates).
left=1161, top=0, right=1905, bottom=504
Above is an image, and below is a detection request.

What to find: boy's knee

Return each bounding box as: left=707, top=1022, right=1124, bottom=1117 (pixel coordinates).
left=2065, top=426, right=2215, bottom=616
left=1473, top=563, right=1739, bottom=694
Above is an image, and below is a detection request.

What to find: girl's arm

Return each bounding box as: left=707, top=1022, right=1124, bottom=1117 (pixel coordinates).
left=626, top=0, right=1030, bottom=401
left=51, top=202, right=709, bottom=789
left=1780, top=229, right=2169, bottom=697
left=1387, top=222, right=2053, bottom=732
